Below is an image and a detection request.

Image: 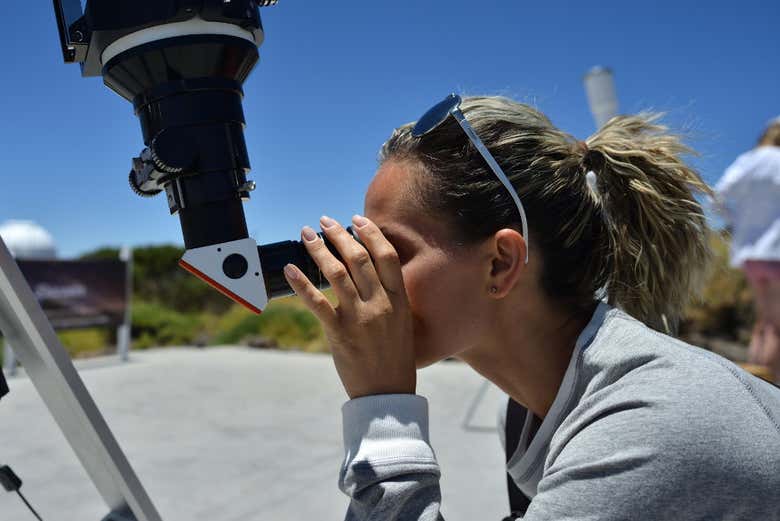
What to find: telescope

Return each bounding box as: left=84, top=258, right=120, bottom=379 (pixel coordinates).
left=53, top=0, right=351, bottom=314
left=0, top=4, right=368, bottom=520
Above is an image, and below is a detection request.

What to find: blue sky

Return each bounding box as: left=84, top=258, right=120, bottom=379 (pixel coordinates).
left=0, top=1, right=778, bottom=258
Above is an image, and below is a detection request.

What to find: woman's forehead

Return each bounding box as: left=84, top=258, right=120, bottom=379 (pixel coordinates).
left=365, top=162, right=414, bottom=220
left=365, top=161, right=450, bottom=245
left=364, top=163, right=420, bottom=234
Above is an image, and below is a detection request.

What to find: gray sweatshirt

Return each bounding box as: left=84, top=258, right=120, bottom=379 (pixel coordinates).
left=339, top=302, right=780, bottom=520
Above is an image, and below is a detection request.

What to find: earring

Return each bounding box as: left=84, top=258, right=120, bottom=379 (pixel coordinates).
left=490, top=286, right=498, bottom=294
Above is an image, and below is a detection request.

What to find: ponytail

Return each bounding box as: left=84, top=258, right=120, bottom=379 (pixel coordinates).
left=584, top=114, right=713, bottom=333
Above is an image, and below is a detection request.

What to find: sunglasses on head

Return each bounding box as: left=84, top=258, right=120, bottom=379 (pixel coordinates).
left=412, top=94, right=529, bottom=264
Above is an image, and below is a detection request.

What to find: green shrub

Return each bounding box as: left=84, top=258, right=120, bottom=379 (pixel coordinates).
left=58, top=328, right=111, bottom=358
left=131, top=300, right=204, bottom=348
left=211, top=301, right=326, bottom=351
left=1, top=329, right=112, bottom=361
left=680, top=232, right=754, bottom=341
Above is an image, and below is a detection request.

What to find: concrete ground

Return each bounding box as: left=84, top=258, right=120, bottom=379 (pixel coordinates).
left=0, top=347, right=510, bottom=521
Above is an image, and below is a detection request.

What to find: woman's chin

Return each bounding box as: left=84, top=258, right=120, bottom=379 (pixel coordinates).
left=415, top=357, right=437, bottom=370
left=414, top=346, right=459, bottom=369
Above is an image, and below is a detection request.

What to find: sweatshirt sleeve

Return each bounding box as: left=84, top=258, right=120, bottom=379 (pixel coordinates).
left=339, top=394, right=445, bottom=521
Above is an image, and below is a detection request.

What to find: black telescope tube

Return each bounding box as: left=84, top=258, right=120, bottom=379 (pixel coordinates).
left=259, top=226, right=361, bottom=300
left=179, top=199, right=249, bottom=250
left=102, top=36, right=259, bottom=253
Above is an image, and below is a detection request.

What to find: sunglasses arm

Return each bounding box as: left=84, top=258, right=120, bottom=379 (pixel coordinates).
left=450, top=110, right=530, bottom=264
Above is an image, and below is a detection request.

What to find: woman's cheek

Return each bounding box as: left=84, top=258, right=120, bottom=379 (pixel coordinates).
left=400, top=263, right=423, bottom=323
left=400, top=263, right=433, bottom=360
left=403, top=261, right=459, bottom=367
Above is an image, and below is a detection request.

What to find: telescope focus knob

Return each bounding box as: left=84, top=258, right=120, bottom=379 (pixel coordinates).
left=129, top=148, right=163, bottom=198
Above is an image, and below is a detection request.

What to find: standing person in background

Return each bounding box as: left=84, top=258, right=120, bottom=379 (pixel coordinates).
left=716, top=118, right=780, bottom=383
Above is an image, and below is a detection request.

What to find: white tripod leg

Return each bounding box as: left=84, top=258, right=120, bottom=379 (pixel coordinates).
left=0, top=236, right=162, bottom=521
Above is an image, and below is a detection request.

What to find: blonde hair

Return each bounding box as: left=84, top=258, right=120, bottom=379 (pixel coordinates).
left=380, top=96, right=713, bottom=333
left=758, top=123, right=780, bottom=147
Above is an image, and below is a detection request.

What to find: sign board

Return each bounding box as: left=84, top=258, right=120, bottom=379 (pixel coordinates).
left=15, top=259, right=128, bottom=330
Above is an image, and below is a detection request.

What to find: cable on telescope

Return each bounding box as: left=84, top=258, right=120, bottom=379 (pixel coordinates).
left=1, top=465, right=45, bottom=520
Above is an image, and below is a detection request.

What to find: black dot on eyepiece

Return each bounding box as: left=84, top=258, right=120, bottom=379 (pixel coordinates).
left=222, top=254, right=249, bottom=279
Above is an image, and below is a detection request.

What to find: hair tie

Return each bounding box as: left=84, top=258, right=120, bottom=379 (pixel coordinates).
left=575, top=140, right=601, bottom=197
left=575, top=140, right=593, bottom=171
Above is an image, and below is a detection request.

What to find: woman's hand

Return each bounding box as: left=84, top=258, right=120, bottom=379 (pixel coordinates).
left=283, top=215, right=416, bottom=399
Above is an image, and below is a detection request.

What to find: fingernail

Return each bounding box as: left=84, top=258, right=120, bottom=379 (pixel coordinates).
left=320, top=215, right=337, bottom=228
left=352, top=214, right=369, bottom=228
left=302, top=226, right=318, bottom=242
left=284, top=264, right=298, bottom=280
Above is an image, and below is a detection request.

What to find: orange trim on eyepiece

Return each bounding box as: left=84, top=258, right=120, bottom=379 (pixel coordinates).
left=178, top=259, right=262, bottom=315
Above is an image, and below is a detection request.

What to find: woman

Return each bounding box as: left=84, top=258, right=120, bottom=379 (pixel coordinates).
left=716, top=119, right=780, bottom=383
left=283, top=96, right=780, bottom=520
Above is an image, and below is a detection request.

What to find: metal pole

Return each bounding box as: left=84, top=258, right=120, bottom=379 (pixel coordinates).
left=0, top=235, right=162, bottom=521
left=3, top=338, right=17, bottom=376
left=117, top=246, right=133, bottom=362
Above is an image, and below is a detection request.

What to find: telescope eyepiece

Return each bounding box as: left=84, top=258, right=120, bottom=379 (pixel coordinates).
left=258, top=227, right=361, bottom=300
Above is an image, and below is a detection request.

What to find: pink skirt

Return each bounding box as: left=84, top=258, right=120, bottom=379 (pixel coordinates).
left=743, top=260, right=780, bottom=286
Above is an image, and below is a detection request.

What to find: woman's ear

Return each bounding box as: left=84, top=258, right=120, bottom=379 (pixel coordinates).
left=488, top=228, right=527, bottom=297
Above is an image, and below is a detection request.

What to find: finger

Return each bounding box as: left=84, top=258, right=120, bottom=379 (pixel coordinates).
left=300, top=225, right=361, bottom=307
left=283, top=263, right=338, bottom=327
left=349, top=215, right=405, bottom=297
left=319, top=215, right=381, bottom=301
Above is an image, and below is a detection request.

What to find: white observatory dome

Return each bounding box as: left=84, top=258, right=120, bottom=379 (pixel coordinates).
left=0, top=220, right=58, bottom=260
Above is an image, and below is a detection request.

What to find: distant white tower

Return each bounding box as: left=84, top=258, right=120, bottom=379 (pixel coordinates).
left=583, top=66, right=619, bottom=129
left=0, top=220, right=58, bottom=260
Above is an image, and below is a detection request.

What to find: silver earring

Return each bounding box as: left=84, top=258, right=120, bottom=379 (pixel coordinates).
left=490, top=286, right=498, bottom=294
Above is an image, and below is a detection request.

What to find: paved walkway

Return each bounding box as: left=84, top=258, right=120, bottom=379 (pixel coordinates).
left=0, top=347, right=510, bottom=521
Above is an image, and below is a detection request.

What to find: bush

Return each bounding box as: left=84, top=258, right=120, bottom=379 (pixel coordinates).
left=131, top=300, right=204, bottom=348
left=58, top=328, right=111, bottom=358
left=0, top=329, right=112, bottom=362
left=680, top=232, right=754, bottom=342
left=211, top=300, right=326, bottom=351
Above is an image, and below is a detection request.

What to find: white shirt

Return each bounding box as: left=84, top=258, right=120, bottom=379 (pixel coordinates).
left=715, top=146, right=780, bottom=267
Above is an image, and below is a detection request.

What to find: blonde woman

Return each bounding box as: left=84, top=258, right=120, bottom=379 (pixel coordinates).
left=283, top=95, right=780, bottom=520
left=717, top=118, right=780, bottom=383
